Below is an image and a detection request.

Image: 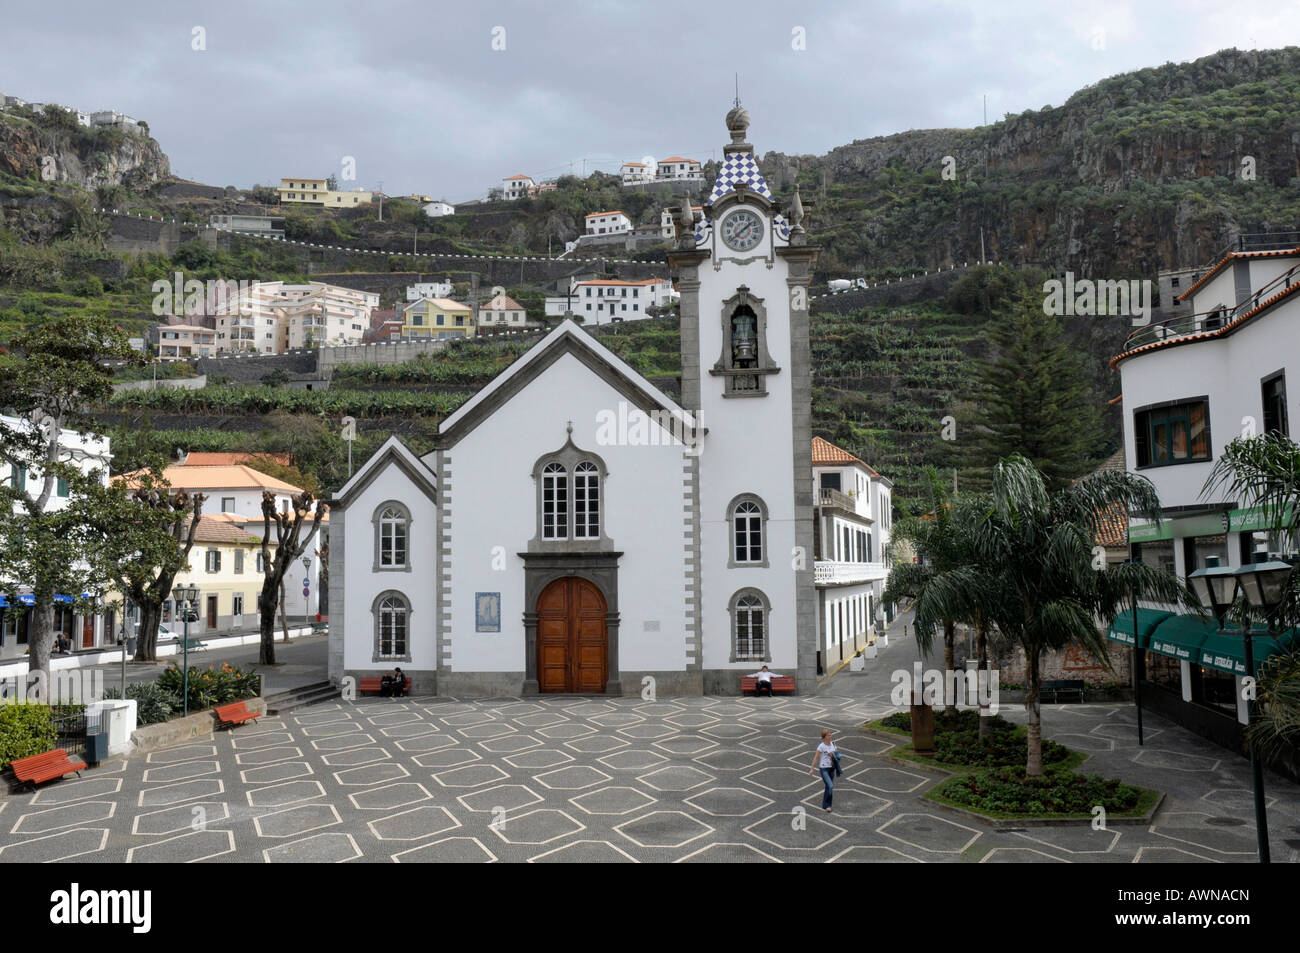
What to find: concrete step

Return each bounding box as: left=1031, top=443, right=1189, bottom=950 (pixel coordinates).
left=265, top=681, right=337, bottom=714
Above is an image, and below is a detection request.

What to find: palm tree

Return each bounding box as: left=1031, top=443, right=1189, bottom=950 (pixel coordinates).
left=888, top=491, right=1011, bottom=734
left=884, top=471, right=971, bottom=715
left=1204, top=433, right=1300, bottom=756
left=977, top=455, right=1199, bottom=776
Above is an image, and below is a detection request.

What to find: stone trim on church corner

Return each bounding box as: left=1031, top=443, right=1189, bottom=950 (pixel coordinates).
left=780, top=247, right=820, bottom=693
left=434, top=450, right=451, bottom=686
left=683, top=449, right=702, bottom=681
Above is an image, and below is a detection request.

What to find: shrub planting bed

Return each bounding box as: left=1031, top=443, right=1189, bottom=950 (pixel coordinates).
left=930, top=766, right=1160, bottom=820
left=105, top=662, right=260, bottom=725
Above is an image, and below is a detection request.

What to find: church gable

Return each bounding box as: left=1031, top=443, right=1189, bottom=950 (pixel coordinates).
left=329, top=435, right=438, bottom=511
left=437, top=319, right=695, bottom=450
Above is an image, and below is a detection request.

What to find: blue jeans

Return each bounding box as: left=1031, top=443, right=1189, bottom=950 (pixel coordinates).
left=819, top=767, right=835, bottom=809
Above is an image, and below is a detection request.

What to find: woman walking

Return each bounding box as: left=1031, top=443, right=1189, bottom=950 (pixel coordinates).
left=809, top=728, right=839, bottom=812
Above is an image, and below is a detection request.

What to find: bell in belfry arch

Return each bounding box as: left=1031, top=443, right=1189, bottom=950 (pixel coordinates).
left=731, top=311, right=757, bottom=366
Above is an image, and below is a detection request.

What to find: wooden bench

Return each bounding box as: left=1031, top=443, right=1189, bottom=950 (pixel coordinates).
left=174, top=636, right=207, bottom=654
left=214, top=701, right=260, bottom=728
left=10, top=748, right=85, bottom=790
left=741, top=675, right=795, bottom=696
left=1040, top=679, right=1086, bottom=704
left=358, top=676, right=408, bottom=696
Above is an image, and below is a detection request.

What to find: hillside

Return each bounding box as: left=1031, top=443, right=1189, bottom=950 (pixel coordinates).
left=5, top=47, right=1300, bottom=510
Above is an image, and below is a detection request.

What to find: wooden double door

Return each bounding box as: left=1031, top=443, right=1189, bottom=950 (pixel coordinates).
left=537, top=577, right=608, bottom=693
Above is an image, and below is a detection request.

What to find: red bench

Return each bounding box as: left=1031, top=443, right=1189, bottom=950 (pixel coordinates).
left=741, top=675, right=795, bottom=695
left=214, top=701, right=260, bottom=728
left=10, top=748, right=85, bottom=790
left=359, top=676, right=408, bottom=696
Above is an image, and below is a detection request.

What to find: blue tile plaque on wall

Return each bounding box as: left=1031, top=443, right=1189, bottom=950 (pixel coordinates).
left=475, top=592, right=501, bottom=632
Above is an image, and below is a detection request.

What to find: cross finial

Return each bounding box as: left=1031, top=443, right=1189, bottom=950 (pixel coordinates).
left=566, top=420, right=573, bottom=436
left=734, top=74, right=740, bottom=109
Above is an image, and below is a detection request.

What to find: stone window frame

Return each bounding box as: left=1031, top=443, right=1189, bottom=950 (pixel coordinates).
left=729, top=587, right=772, bottom=663
left=726, top=493, right=769, bottom=568
left=709, top=286, right=780, bottom=398
left=372, top=500, right=413, bottom=573
left=372, top=589, right=413, bottom=663
left=530, top=435, right=612, bottom=553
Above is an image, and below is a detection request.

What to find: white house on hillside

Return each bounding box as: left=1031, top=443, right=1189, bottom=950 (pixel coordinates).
left=585, top=211, right=631, bottom=236
left=570, top=278, right=675, bottom=324
left=407, top=281, right=454, bottom=301
left=621, top=161, right=654, bottom=184
left=502, top=175, right=535, bottom=200
left=423, top=201, right=455, bottom=217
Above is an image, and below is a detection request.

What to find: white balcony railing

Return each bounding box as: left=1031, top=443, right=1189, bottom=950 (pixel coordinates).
left=814, top=560, right=888, bottom=585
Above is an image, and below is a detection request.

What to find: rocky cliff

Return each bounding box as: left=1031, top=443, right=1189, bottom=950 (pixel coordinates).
left=762, top=47, right=1300, bottom=278
left=0, top=110, right=170, bottom=193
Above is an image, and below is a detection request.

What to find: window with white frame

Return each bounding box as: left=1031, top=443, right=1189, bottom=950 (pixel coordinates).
left=374, top=591, right=411, bottom=661
left=573, top=462, right=600, bottom=538
left=729, top=589, right=770, bottom=662
left=542, top=462, right=569, bottom=540
left=728, top=496, right=767, bottom=565
left=375, top=503, right=410, bottom=569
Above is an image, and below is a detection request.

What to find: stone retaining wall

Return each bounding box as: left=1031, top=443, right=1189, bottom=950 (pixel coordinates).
left=128, top=696, right=267, bottom=755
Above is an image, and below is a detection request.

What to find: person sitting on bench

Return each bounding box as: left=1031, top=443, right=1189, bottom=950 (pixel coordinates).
left=390, top=667, right=408, bottom=698
left=749, top=665, right=783, bottom=697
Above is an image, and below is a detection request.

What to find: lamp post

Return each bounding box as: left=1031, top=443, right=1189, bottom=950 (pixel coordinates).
left=1188, top=553, right=1293, bottom=864
left=171, top=583, right=199, bottom=717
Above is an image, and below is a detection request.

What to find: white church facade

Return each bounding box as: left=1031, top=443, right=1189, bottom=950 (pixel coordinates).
left=328, top=106, right=822, bottom=695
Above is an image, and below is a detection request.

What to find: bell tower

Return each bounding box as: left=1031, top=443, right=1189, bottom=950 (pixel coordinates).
left=669, top=106, right=819, bottom=693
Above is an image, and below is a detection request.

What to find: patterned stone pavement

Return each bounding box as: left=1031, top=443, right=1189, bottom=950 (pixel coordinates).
left=4, top=680, right=1300, bottom=862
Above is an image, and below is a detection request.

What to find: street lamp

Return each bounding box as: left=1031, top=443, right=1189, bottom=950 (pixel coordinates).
left=1188, top=553, right=1293, bottom=864
left=170, top=583, right=199, bottom=717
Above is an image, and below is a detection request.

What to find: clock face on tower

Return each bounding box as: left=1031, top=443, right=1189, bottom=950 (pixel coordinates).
left=720, top=209, right=764, bottom=252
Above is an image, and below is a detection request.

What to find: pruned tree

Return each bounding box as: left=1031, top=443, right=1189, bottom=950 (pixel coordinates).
left=0, top=313, right=139, bottom=692
left=88, top=471, right=205, bottom=661
left=257, top=489, right=326, bottom=664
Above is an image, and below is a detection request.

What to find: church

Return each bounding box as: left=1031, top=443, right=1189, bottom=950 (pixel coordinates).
left=328, top=106, right=822, bottom=696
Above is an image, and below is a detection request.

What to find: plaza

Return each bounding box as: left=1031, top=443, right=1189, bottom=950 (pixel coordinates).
left=2, top=620, right=1299, bottom=863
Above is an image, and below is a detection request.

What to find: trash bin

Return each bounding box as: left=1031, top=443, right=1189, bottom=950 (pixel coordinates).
left=86, top=730, right=109, bottom=766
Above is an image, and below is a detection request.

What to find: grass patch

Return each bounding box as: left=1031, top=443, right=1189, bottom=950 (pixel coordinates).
left=927, top=766, right=1161, bottom=820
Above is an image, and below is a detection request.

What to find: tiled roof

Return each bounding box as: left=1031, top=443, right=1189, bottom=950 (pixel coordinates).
left=423, top=298, right=471, bottom=311
left=1112, top=277, right=1300, bottom=369
left=121, top=464, right=303, bottom=493
left=484, top=294, right=526, bottom=311
left=708, top=151, right=773, bottom=205
left=191, top=514, right=260, bottom=545
left=1094, top=502, right=1129, bottom=547
left=181, top=452, right=291, bottom=467
left=504, top=174, right=533, bottom=181
left=1175, top=246, right=1300, bottom=302
left=585, top=211, right=626, bottom=218
left=811, top=436, right=878, bottom=474
left=622, top=162, right=647, bottom=167
left=660, top=157, right=697, bottom=164
left=576, top=278, right=665, bottom=287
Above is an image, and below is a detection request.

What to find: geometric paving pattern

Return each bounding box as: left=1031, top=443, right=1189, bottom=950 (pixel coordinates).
left=4, top=636, right=1300, bottom=862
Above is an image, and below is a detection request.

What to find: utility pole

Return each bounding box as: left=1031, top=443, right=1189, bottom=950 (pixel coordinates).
left=377, top=182, right=384, bottom=222
left=413, top=228, right=418, bottom=255
left=979, top=227, right=985, bottom=265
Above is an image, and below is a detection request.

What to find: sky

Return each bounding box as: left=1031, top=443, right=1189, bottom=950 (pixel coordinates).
left=2, top=0, right=1299, bottom=203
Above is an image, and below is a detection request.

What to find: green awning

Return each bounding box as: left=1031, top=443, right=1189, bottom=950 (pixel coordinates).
left=1106, top=608, right=1172, bottom=647
left=1198, top=630, right=1297, bottom=676
left=1147, top=613, right=1213, bottom=661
